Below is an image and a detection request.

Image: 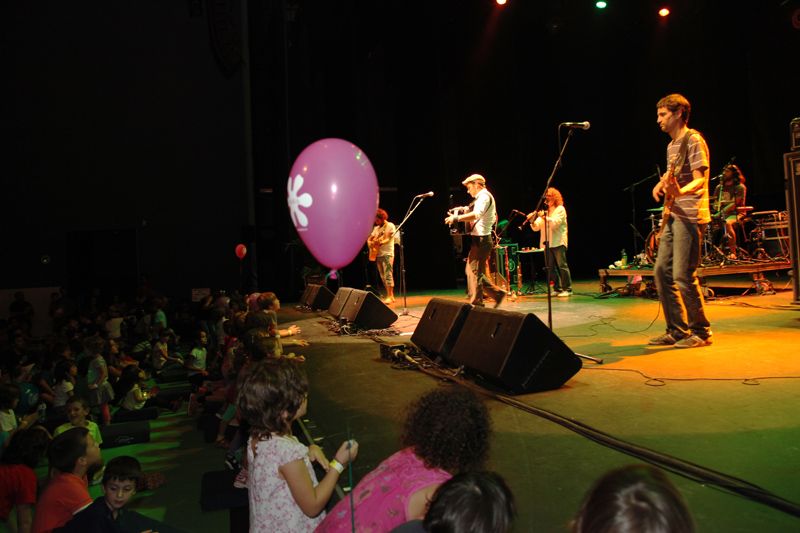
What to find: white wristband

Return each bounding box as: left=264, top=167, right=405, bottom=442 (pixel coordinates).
left=329, top=459, right=344, bottom=474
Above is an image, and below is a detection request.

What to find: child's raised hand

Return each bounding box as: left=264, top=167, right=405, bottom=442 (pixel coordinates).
left=287, top=325, right=301, bottom=336
left=334, top=439, right=359, bottom=466
left=307, top=444, right=329, bottom=469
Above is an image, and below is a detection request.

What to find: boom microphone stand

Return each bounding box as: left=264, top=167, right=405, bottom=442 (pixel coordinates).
left=526, top=127, right=602, bottom=364
left=394, top=194, right=432, bottom=316
left=623, top=167, right=659, bottom=260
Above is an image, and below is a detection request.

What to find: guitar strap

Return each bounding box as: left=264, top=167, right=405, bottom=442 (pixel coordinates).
left=673, top=128, right=695, bottom=177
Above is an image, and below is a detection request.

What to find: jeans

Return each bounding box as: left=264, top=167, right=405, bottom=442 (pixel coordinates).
left=654, top=217, right=711, bottom=339
left=544, top=245, right=572, bottom=292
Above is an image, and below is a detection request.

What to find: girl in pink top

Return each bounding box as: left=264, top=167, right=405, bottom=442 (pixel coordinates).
left=238, top=359, right=359, bottom=533
left=316, top=387, right=492, bottom=533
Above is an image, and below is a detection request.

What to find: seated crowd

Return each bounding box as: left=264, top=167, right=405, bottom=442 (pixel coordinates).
left=1, top=288, right=695, bottom=532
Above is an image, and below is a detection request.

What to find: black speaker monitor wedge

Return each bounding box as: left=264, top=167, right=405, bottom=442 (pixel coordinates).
left=449, top=307, right=581, bottom=394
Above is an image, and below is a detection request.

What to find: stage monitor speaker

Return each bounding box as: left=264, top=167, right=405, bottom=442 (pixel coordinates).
left=411, top=298, right=471, bottom=360
left=449, top=307, right=581, bottom=394
left=340, top=288, right=398, bottom=330
left=302, top=283, right=335, bottom=310
left=328, top=287, right=355, bottom=318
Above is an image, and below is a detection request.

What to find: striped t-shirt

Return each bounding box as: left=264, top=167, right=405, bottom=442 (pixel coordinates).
left=666, top=130, right=710, bottom=224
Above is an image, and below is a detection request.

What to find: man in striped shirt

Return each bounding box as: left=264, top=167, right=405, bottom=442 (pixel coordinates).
left=649, top=93, right=712, bottom=349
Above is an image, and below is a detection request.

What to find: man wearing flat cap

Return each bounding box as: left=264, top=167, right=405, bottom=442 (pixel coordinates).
left=444, top=174, right=506, bottom=307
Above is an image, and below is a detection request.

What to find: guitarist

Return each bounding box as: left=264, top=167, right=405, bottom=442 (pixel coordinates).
left=444, top=174, right=506, bottom=307
left=650, top=93, right=712, bottom=349
left=367, top=208, right=396, bottom=304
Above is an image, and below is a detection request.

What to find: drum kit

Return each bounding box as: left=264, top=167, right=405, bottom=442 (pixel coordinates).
left=642, top=206, right=791, bottom=265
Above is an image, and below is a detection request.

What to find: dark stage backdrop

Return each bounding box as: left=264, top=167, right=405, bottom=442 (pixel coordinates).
left=3, top=1, right=798, bottom=301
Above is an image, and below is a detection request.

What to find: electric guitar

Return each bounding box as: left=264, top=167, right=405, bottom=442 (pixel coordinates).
left=658, top=130, right=693, bottom=235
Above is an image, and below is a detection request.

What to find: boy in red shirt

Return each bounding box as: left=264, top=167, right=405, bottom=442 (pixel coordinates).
left=32, top=427, right=103, bottom=533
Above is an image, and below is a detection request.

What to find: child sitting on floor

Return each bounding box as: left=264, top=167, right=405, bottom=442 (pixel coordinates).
left=54, top=396, right=103, bottom=449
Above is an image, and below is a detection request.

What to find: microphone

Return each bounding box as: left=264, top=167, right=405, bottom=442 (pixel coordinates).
left=416, top=191, right=434, bottom=198
left=560, top=121, right=591, bottom=130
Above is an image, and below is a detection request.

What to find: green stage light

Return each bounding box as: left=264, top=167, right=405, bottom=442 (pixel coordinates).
left=596, top=1, right=607, bottom=8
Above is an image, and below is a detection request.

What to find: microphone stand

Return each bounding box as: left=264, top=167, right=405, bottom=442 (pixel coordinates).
left=394, top=195, right=430, bottom=316
left=532, top=128, right=602, bottom=364
left=623, top=169, right=659, bottom=261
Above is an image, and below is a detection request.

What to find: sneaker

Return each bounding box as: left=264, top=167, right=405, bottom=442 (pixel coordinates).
left=493, top=291, right=507, bottom=308
left=557, top=291, right=572, bottom=297
left=648, top=333, right=678, bottom=346
left=674, top=334, right=712, bottom=349
left=233, top=467, right=248, bottom=489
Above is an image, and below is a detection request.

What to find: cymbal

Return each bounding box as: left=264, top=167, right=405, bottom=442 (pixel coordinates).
left=646, top=207, right=664, bottom=213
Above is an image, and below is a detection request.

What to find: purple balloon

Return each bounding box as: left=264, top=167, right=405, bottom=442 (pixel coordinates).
left=288, top=138, right=379, bottom=271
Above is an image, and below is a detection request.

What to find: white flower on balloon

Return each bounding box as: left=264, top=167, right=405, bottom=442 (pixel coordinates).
left=287, top=174, right=313, bottom=229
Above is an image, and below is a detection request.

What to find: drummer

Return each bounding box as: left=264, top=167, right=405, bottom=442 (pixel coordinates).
left=711, top=164, right=747, bottom=259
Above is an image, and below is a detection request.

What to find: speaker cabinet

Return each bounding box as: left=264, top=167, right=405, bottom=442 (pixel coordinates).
left=302, top=283, right=335, bottom=310
left=100, top=420, right=151, bottom=448
left=411, top=298, right=471, bottom=360
left=340, top=289, right=398, bottom=329
left=328, top=287, right=355, bottom=318
left=449, top=307, right=581, bottom=394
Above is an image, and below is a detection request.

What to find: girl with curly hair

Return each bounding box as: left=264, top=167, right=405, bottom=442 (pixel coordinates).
left=317, top=386, right=492, bottom=533
left=238, top=359, right=359, bottom=532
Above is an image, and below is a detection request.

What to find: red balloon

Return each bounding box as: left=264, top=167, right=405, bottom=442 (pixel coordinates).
left=235, top=244, right=247, bottom=260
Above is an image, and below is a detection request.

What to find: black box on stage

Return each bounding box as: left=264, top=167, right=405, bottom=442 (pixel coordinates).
left=112, top=407, right=159, bottom=423
left=340, top=289, right=398, bottom=330
left=411, top=298, right=471, bottom=361
left=448, top=307, right=581, bottom=394
left=328, top=287, right=354, bottom=318
left=101, top=420, right=150, bottom=448
left=301, top=283, right=335, bottom=310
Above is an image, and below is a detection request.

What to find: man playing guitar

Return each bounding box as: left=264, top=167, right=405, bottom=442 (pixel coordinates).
left=367, top=208, right=396, bottom=304
left=650, top=93, right=712, bottom=349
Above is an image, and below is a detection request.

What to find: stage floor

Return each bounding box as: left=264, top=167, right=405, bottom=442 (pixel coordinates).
left=293, top=278, right=800, bottom=532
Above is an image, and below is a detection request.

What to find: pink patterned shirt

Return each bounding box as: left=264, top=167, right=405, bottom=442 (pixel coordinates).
left=316, top=448, right=451, bottom=533
left=248, top=434, right=324, bottom=532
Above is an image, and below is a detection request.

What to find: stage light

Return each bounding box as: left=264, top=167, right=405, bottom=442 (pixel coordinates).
left=596, top=1, right=607, bottom=8
left=496, top=0, right=507, bottom=5
left=659, top=7, right=670, bottom=17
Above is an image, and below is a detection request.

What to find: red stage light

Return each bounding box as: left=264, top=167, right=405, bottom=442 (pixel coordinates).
left=659, top=7, right=670, bottom=17
left=496, top=0, right=507, bottom=5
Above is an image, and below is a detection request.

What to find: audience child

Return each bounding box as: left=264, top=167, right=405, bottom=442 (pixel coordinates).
left=32, top=427, right=103, bottom=532
left=317, top=387, right=492, bottom=532
left=571, top=464, right=695, bottom=533
left=84, top=337, right=114, bottom=426
left=185, top=330, right=209, bottom=391
left=54, top=396, right=103, bottom=449
left=115, top=365, right=177, bottom=413
left=391, top=471, right=516, bottom=533
left=244, top=292, right=308, bottom=358
left=11, top=364, right=40, bottom=418
left=149, top=329, right=182, bottom=376
left=0, top=427, right=51, bottom=533
left=56, top=455, right=143, bottom=533
left=1, top=383, right=38, bottom=450
left=238, top=359, right=359, bottom=532
left=52, top=360, right=77, bottom=411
